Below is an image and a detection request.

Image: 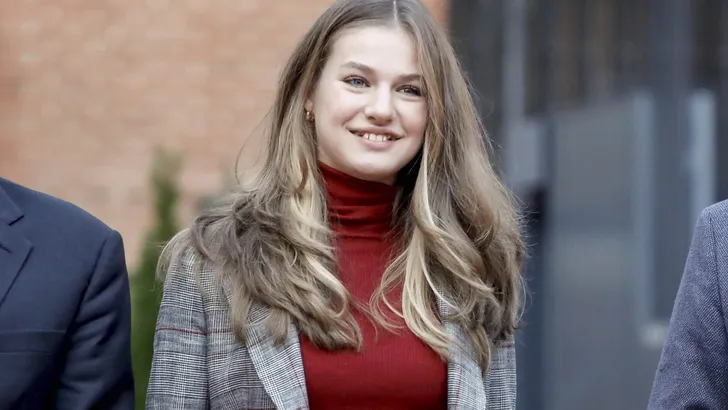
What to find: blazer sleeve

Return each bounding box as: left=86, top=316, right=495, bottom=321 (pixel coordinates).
left=56, top=230, right=135, bottom=410
left=484, top=336, right=517, bottom=410
left=146, top=250, right=210, bottom=409
left=648, top=207, right=728, bottom=409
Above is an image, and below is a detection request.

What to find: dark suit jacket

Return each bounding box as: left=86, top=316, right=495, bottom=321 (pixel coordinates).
left=648, top=199, right=728, bottom=408
left=0, top=178, right=134, bottom=410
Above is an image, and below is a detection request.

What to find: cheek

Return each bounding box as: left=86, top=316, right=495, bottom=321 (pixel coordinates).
left=316, top=86, right=360, bottom=124
left=314, top=100, right=349, bottom=141
left=405, top=134, right=425, bottom=155
left=401, top=105, right=427, bottom=139
left=330, top=96, right=363, bottom=124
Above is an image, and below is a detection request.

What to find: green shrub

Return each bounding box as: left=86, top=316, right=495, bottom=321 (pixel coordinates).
left=130, top=150, right=181, bottom=409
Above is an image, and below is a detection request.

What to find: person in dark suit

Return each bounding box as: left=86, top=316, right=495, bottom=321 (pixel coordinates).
left=0, top=177, right=134, bottom=409
left=648, top=199, right=728, bottom=408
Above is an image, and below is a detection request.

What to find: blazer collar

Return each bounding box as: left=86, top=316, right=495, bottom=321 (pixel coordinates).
left=223, top=281, right=310, bottom=410
left=0, top=180, right=23, bottom=225
left=0, top=180, right=31, bottom=307
left=231, top=285, right=487, bottom=410
left=438, top=296, right=489, bottom=409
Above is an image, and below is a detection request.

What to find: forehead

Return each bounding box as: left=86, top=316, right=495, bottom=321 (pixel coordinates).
left=326, top=25, right=420, bottom=75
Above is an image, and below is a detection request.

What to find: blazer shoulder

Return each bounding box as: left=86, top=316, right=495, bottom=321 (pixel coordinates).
left=0, top=177, right=114, bottom=238
left=703, top=199, right=728, bottom=228
left=162, top=239, right=222, bottom=296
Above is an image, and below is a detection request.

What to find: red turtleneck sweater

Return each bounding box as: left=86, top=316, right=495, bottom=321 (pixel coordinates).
left=298, top=163, right=448, bottom=410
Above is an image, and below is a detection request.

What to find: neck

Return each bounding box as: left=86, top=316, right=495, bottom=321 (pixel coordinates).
left=319, top=162, right=397, bottom=239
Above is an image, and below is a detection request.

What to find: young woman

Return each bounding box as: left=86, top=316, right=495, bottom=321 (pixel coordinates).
left=146, top=0, right=525, bottom=409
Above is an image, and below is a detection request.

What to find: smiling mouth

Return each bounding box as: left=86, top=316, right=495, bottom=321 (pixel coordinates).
left=351, top=131, right=399, bottom=142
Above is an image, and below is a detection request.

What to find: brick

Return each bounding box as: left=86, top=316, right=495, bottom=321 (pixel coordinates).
left=0, top=0, right=448, bottom=268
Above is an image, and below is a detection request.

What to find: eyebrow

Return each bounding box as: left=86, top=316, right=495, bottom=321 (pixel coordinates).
left=341, top=61, right=422, bottom=83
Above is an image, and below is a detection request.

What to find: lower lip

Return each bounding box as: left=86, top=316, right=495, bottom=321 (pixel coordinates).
left=350, top=131, right=397, bottom=150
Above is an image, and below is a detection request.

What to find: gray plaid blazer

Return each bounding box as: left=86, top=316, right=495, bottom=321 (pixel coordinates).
left=146, top=249, right=517, bottom=410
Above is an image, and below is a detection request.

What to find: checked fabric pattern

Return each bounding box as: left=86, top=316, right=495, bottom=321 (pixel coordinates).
left=146, top=248, right=517, bottom=410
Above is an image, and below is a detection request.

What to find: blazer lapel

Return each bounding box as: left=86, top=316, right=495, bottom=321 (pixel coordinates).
left=243, top=301, right=309, bottom=410
left=243, top=297, right=488, bottom=410
left=221, top=280, right=486, bottom=410
left=438, top=295, right=488, bottom=409
left=0, top=185, right=31, bottom=307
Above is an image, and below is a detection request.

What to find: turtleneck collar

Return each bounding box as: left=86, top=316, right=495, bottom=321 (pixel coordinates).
left=319, top=162, right=397, bottom=239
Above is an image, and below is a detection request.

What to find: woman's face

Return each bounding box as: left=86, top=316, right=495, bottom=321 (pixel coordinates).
left=306, top=25, right=427, bottom=185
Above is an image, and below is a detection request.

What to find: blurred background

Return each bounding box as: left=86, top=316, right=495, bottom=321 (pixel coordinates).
left=0, top=1, right=726, bottom=409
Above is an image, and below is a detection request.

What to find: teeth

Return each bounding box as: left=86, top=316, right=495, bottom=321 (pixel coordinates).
left=358, top=132, right=392, bottom=142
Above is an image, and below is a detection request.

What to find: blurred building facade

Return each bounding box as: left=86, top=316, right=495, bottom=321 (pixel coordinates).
left=0, top=0, right=448, bottom=265
left=449, top=0, right=728, bottom=409
left=4, top=0, right=728, bottom=409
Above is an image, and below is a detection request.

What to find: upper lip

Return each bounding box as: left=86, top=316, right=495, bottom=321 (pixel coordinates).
left=349, top=127, right=403, bottom=140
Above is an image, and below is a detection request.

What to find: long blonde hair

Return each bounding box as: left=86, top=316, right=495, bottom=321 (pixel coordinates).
left=160, top=0, right=525, bottom=371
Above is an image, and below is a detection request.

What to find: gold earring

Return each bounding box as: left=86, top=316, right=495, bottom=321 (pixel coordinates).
left=305, top=110, right=314, bottom=122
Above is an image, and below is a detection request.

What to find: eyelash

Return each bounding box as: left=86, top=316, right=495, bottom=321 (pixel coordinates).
left=343, top=76, right=422, bottom=97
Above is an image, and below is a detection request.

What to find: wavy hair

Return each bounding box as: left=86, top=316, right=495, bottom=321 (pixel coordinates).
left=160, top=0, right=525, bottom=371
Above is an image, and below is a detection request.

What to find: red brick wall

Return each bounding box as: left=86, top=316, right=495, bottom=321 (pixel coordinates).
left=0, top=0, right=448, bottom=267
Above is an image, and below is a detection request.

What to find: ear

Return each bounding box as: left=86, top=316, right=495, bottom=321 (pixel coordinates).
left=304, top=98, right=314, bottom=113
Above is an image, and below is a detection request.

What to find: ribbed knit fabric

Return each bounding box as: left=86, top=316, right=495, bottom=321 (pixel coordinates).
left=298, top=162, right=448, bottom=410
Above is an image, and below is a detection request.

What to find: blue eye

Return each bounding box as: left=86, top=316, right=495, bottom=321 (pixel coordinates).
left=344, top=76, right=368, bottom=87
left=401, top=86, right=422, bottom=96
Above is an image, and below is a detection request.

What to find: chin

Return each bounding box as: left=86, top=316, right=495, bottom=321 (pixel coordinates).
left=350, top=164, right=399, bottom=184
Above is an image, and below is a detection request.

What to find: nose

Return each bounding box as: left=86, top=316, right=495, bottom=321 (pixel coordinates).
left=364, top=88, right=394, bottom=123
